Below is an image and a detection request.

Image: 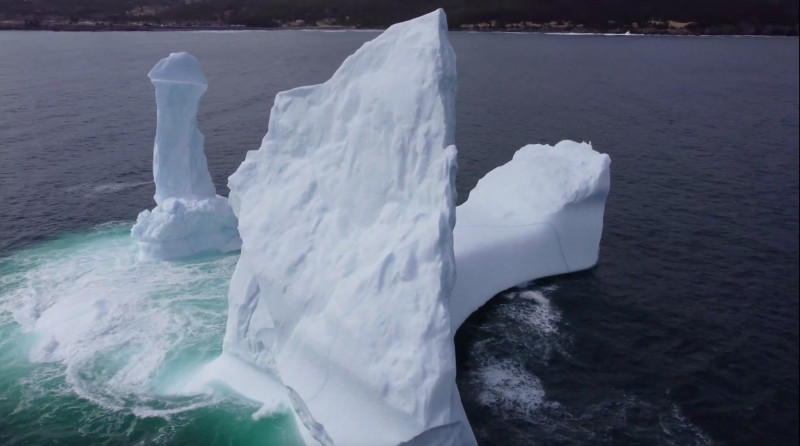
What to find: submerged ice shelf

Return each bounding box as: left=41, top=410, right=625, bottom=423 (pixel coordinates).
left=131, top=52, right=241, bottom=261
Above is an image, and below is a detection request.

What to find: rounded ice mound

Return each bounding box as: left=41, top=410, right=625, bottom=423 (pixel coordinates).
left=148, top=52, right=208, bottom=86
left=451, top=140, right=611, bottom=328
left=133, top=52, right=241, bottom=261
left=458, top=140, right=610, bottom=225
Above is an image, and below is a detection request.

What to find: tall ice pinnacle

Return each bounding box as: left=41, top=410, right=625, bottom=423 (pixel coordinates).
left=221, top=9, right=474, bottom=445
left=131, top=52, right=241, bottom=261
left=148, top=52, right=216, bottom=204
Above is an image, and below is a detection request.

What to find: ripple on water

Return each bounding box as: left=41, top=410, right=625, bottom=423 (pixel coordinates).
left=457, top=284, right=713, bottom=445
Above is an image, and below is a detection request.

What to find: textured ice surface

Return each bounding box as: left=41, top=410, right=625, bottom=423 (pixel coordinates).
left=221, top=9, right=473, bottom=445
left=210, top=11, right=610, bottom=446
left=451, top=141, right=610, bottom=328
left=131, top=52, right=240, bottom=260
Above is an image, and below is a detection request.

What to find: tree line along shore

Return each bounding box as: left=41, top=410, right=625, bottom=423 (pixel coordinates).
left=0, top=0, right=797, bottom=35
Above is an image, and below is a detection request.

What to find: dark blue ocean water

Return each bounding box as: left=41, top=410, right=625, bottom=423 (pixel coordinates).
left=0, top=30, right=797, bottom=445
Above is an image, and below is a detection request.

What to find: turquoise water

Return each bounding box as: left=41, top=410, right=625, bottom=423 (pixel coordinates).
left=0, top=224, right=303, bottom=445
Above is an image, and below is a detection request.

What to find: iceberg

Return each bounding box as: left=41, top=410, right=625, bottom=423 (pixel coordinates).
left=187, top=9, right=610, bottom=446
left=131, top=52, right=241, bottom=260
left=451, top=141, right=610, bottom=328
left=221, top=9, right=473, bottom=445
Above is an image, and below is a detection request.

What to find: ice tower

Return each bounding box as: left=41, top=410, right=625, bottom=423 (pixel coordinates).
left=221, top=10, right=474, bottom=445
left=132, top=52, right=241, bottom=260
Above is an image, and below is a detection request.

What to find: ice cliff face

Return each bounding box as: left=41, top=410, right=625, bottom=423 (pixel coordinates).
left=131, top=52, right=241, bottom=260
left=223, top=9, right=473, bottom=445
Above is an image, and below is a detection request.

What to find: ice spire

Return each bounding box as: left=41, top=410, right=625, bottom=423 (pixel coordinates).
left=221, top=9, right=474, bottom=445
left=148, top=52, right=216, bottom=204
left=131, top=52, right=241, bottom=261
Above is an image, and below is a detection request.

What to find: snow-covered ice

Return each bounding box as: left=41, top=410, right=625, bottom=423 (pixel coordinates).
left=451, top=141, right=610, bottom=328
left=220, top=9, right=474, bottom=445
left=131, top=52, right=241, bottom=260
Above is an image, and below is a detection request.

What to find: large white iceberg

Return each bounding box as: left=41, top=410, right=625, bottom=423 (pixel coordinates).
left=131, top=52, right=241, bottom=260
left=221, top=9, right=472, bottom=445
left=184, top=9, right=611, bottom=446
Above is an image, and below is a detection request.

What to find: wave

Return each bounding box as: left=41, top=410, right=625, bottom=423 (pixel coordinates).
left=461, top=284, right=713, bottom=445
left=64, top=181, right=151, bottom=197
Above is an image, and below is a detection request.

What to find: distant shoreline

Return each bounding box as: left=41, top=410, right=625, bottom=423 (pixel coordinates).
left=1, top=22, right=797, bottom=36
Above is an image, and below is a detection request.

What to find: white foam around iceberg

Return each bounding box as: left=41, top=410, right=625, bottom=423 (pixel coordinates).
left=131, top=52, right=241, bottom=260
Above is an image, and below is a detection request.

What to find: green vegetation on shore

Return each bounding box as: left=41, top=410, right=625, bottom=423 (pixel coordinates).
left=1, top=0, right=797, bottom=35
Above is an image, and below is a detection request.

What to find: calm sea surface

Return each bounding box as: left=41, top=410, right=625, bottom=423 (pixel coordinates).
left=0, top=30, right=797, bottom=445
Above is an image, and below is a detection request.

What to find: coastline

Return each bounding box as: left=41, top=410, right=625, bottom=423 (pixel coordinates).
left=0, top=21, right=797, bottom=36
left=0, top=23, right=798, bottom=38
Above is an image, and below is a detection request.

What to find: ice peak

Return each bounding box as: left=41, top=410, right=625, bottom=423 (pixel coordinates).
left=397, top=8, right=448, bottom=31
left=148, top=52, right=208, bottom=86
